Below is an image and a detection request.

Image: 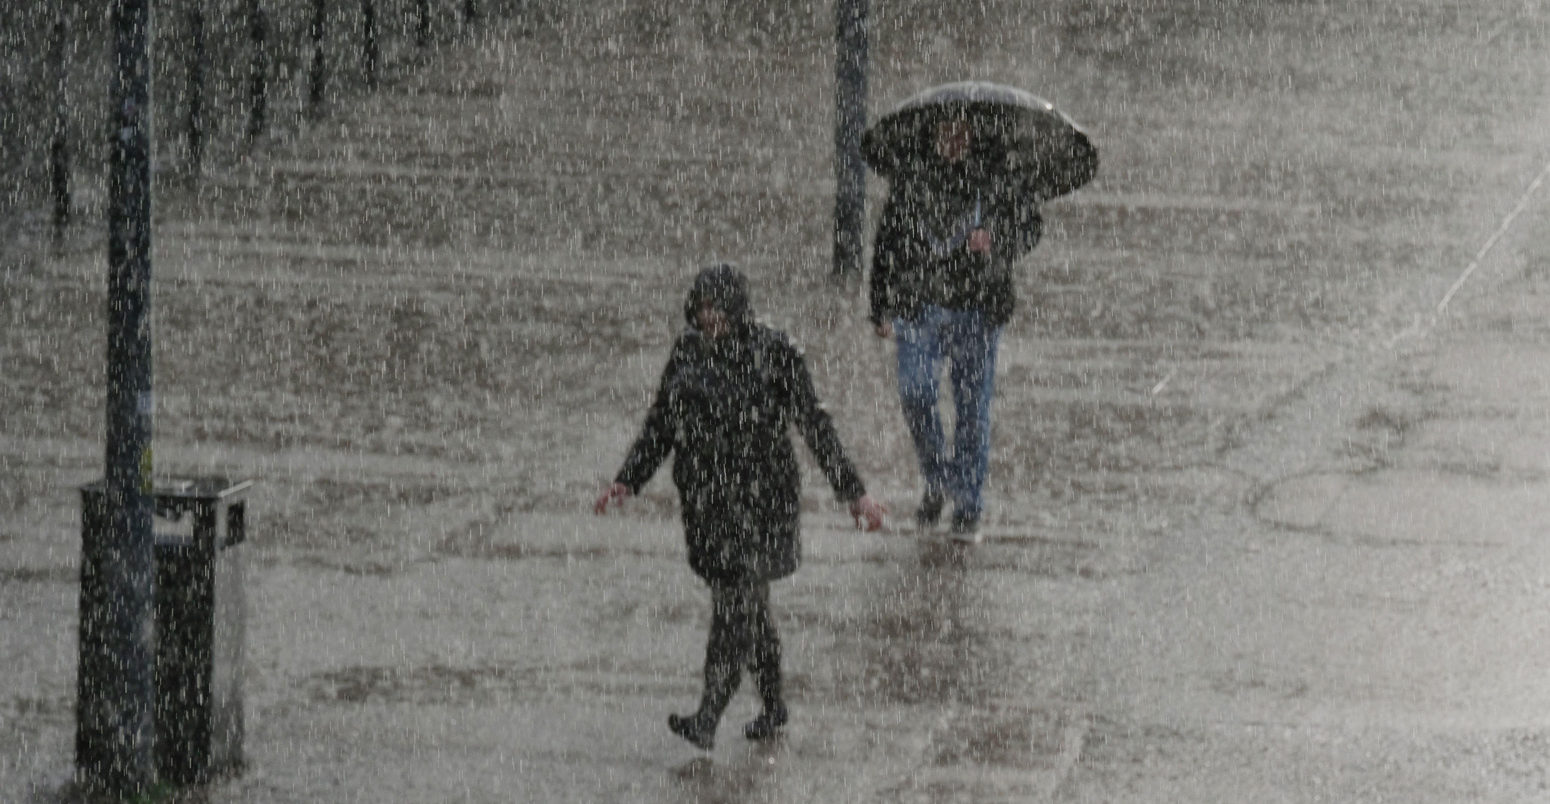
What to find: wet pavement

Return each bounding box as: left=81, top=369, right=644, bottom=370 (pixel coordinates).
left=6, top=1, right=1550, bottom=801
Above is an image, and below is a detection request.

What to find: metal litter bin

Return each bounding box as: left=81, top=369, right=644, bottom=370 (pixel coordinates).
left=78, top=476, right=252, bottom=785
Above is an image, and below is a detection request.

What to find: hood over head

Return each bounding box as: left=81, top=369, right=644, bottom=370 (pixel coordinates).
left=684, top=263, right=753, bottom=332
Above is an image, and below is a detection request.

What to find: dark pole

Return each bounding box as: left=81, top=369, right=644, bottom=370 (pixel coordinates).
left=833, top=0, right=869, bottom=280
left=462, top=0, right=478, bottom=37
left=185, top=0, right=208, bottom=177
left=362, top=0, right=379, bottom=91
left=49, top=12, right=72, bottom=236
left=246, top=0, right=269, bottom=141
left=309, top=0, right=328, bottom=115
left=81, top=0, right=156, bottom=794
left=415, top=0, right=431, bottom=48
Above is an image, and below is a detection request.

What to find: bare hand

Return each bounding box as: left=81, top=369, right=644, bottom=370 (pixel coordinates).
left=594, top=482, right=631, bottom=515
left=967, top=228, right=992, bottom=254
left=873, top=321, right=893, bottom=339
left=849, top=494, right=889, bottom=532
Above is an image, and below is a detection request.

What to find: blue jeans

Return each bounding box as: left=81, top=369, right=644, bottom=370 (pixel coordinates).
left=894, top=305, right=1001, bottom=522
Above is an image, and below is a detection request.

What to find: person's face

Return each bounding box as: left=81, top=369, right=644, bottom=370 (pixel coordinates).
left=935, top=119, right=972, bottom=163
left=697, top=300, right=731, bottom=339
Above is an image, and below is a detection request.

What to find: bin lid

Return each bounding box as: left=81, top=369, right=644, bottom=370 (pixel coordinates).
left=81, top=476, right=254, bottom=502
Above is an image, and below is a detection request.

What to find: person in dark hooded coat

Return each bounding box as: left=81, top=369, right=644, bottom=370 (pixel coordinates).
left=595, top=263, right=887, bottom=750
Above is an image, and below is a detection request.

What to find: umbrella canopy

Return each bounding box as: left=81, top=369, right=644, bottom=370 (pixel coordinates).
left=862, top=81, right=1098, bottom=200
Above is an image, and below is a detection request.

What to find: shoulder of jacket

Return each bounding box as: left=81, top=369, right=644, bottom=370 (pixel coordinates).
left=667, top=330, right=703, bottom=361
left=760, top=325, right=802, bottom=352
left=749, top=326, right=806, bottom=365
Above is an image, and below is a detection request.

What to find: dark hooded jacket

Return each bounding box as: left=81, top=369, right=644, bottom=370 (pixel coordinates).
left=868, top=151, right=1044, bottom=328
left=615, top=265, right=867, bottom=587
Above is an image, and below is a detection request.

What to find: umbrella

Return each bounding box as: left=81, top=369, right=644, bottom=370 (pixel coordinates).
left=862, top=81, right=1098, bottom=201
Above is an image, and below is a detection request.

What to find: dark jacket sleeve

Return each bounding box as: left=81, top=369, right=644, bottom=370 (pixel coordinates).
left=614, top=341, right=681, bottom=494
left=868, top=192, right=906, bottom=327
left=988, top=176, right=1043, bottom=259
left=777, top=337, right=867, bottom=503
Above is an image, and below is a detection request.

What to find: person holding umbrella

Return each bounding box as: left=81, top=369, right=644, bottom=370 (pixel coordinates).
left=864, top=82, right=1096, bottom=542
left=595, top=263, right=888, bottom=750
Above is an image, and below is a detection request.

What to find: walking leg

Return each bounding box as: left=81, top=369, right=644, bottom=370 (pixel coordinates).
left=945, top=312, right=1001, bottom=531
left=744, top=583, right=787, bottom=739
left=895, top=310, right=949, bottom=523
left=670, top=584, right=752, bottom=749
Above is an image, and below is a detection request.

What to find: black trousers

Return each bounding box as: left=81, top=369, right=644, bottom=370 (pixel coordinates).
left=695, top=582, right=782, bottom=723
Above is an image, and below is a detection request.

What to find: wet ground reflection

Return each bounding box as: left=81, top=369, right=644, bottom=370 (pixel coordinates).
left=852, top=539, right=991, bottom=707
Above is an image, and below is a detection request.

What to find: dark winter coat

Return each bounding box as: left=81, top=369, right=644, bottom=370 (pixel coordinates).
left=615, top=266, right=867, bottom=587
left=868, top=156, right=1044, bottom=328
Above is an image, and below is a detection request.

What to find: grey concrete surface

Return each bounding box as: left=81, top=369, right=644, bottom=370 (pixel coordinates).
left=5, top=2, right=1550, bottom=801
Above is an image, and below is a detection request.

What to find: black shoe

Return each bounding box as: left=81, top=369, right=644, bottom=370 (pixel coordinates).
left=669, top=712, right=716, bottom=750
left=743, top=703, right=788, bottom=740
left=915, top=493, right=945, bottom=528
left=949, top=513, right=981, bottom=544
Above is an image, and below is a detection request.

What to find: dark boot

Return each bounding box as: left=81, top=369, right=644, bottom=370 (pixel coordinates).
left=915, top=490, right=945, bottom=528
left=745, top=587, right=786, bottom=740
left=672, top=585, right=752, bottom=750
left=671, top=654, right=739, bottom=750
left=949, top=511, right=981, bottom=544
left=743, top=701, right=787, bottom=740
left=668, top=712, right=717, bottom=750
left=670, top=659, right=737, bottom=751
